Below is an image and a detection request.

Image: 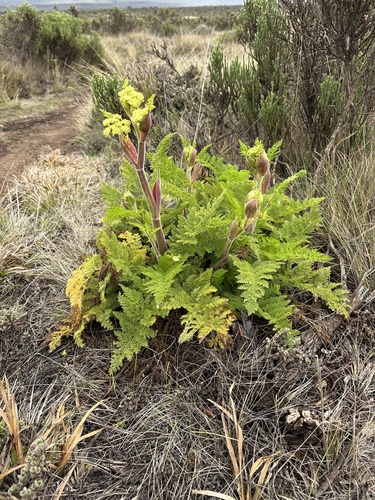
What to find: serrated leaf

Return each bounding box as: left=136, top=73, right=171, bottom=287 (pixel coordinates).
left=142, top=254, right=185, bottom=307
left=232, top=257, right=282, bottom=315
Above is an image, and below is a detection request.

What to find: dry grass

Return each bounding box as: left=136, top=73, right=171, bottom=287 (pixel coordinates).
left=0, top=149, right=120, bottom=330
left=0, top=376, right=103, bottom=498
left=101, top=28, right=244, bottom=77
left=308, top=144, right=375, bottom=294
left=0, top=58, right=73, bottom=103
left=0, top=146, right=374, bottom=498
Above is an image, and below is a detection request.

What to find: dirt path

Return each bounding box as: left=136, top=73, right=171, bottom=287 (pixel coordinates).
left=0, top=96, right=81, bottom=192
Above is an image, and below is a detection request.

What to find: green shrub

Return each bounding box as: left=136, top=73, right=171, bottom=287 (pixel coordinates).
left=209, top=0, right=375, bottom=163
left=207, top=0, right=292, bottom=147
left=50, top=81, right=349, bottom=373
left=91, top=72, right=124, bottom=120
left=281, top=0, right=375, bottom=154
left=36, top=10, right=103, bottom=65
left=105, top=7, right=136, bottom=35
left=0, top=3, right=40, bottom=63
left=0, top=4, right=104, bottom=67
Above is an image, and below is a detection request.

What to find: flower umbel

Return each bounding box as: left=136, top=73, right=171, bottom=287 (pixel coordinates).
left=101, top=80, right=166, bottom=256
left=119, top=81, right=145, bottom=113
left=119, top=79, right=155, bottom=131
left=102, top=111, right=131, bottom=137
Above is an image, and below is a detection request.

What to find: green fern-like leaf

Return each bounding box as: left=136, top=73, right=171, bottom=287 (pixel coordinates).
left=267, top=140, right=282, bottom=162
left=150, top=132, right=176, bottom=162
left=110, top=286, right=158, bottom=373
left=277, top=261, right=349, bottom=316
left=164, top=269, right=234, bottom=345
left=101, top=183, right=123, bottom=207
left=257, top=286, right=295, bottom=331
left=260, top=238, right=332, bottom=263
left=149, top=135, right=190, bottom=204
left=169, top=195, right=230, bottom=258
left=274, top=210, right=322, bottom=242
left=97, top=230, right=147, bottom=275
left=271, top=170, right=307, bottom=195
left=142, top=254, right=186, bottom=308
left=232, top=256, right=282, bottom=315
left=179, top=295, right=234, bottom=346
left=100, top=205, right=129, bottom=231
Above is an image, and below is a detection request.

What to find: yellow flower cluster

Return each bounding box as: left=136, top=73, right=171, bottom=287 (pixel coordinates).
left=119, top=82, right=144, bottom=111
left=102, top=110, right=131, bottom=137
left=119, top=79, right=155, bottom=126
left=102, top=80, right=155, bottom=138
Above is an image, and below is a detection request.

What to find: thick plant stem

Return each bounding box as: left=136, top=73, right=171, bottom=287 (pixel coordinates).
left=214, top=240, right=234, bottom=270
left=214, top=220, right=239, bottom=270
left=136, top=141, right=168, bottom=255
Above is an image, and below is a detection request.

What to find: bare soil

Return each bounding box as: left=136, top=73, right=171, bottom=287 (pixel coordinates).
left=0, top=97, right=79, bottom=192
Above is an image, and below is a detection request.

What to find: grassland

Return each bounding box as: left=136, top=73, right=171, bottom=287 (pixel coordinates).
left=0, top=4, right=374, bottom=499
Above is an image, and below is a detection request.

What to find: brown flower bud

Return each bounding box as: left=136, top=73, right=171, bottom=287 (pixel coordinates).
left=229, top=219, right=239, bottom=241
left=139, top=113, right=152, bottom=142
left=256, top=153, right=270, bottom=176
left=261, top=170, right=271, bottom=194
left=245, top=222, right=256, bottom=233
left=189, top=147, right=197, bottom=167
left=245, top=198, right=258, bottom=219
left=190, top=162, right=201, bottom=183
left=120, top=133, right=138, bottom=166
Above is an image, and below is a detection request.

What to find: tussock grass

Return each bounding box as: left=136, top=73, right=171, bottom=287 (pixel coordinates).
left=0, top=149, right=120, bottom=330
left=101, top=28, right=243, bottom=76
left=0, top=60, right=42, bottom=101
left=0, top=376, right=103, bottom=497
left=0, top=58, right=75, bottom=103
left=310, top=146, right=375, bottom=294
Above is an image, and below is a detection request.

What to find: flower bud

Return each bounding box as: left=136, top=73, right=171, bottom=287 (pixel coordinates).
left=138, top=113, right=152, bottom=142
left=120, top=133, right=138, bottom=166
left=189, top=147, right=197, bottom=167
left=245, top=189, right=263, bottom=206
left=184, top=146, right=197, bottom=168
left=261, top=170, right=271, bottom=194
left=245, top=198, right=258, bottom=219
left=229, top=219, right=239, bottom=240
left=245, top=221, right=256, bottom=233
left=190, top=162, right=201, bottom=183
left=256, top=153, right=270, bottom=176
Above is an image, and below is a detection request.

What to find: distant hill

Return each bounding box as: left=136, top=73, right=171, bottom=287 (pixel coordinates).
left=0, top=0, right=243, bottom=11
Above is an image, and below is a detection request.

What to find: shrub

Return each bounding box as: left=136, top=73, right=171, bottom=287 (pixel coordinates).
left=50, top=81, right=349, bottom=373
left=91, top=72, right=124, bottom=120
left=281, top=0, right=375, bottom=155
left=105, top=7, right=137, bottom=35
left=207, top=0, right=292, bottom=147
left=36, top=10, right=103, bottom=65
left=0, top=3, right=40, bottom=63
left=209, top=0, right=375, bottom=163
left=0, top=4, right=104, bottom=67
